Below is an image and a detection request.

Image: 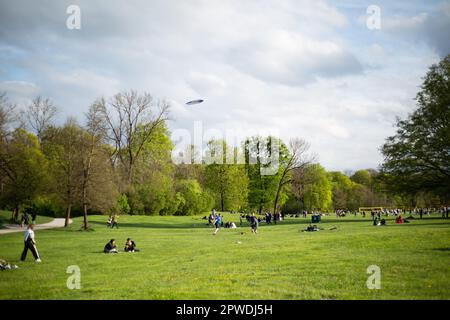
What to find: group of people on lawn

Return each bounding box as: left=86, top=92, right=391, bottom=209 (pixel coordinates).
left=104, top=238, right=139, bottom=254
left=20, top=205, right=435, bottom=262
left=209, top=209, right=259, bottom=235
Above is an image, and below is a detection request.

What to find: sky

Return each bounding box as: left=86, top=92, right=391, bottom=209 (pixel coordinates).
left=1, top=0, right=449, bottom=171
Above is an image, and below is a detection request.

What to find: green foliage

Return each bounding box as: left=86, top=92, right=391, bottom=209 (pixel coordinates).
left=381, top=54, right=450, bottom=200
left=31, top=196, right=63, bottom=217
left=204, top=140, right=249, bottom=212
left=175, top=179, right=214, bottom=216
left=116, top=194, right=131, bottom=215
left=1, top=214, right=449, bottom=299
left=350, top=170, right=372, bottom=187
left=302, top=164, right=332, bottom=210
left=0, top=129, right=49, bottom=211
left=245, top=136, right=284, bottom=213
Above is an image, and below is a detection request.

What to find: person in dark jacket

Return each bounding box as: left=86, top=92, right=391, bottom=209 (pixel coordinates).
left=104, top=239, right=118, bottom=253
left=250, top=214, right=259, bottom=234
left=124, top=238, right=139, bottom=252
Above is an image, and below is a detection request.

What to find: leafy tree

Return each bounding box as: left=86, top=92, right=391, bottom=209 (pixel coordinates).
left=272, top=138, right=314, bottom=215
left=300, top=164, right=332, bottom=211
left=42, top=119, right=83, bottom=226
left=244, top=136, right=284, bottom=213
left=175, top=179, right=213, bottom=216
left=127, top=122, right=177, bottom=215
left=328, top=171, right=353, bottom=209
left=381, top=54, right=450, bottom=200
left=79, top=102, right=115, bottom=229
left=204, top=140, right=248, bottom=212
left=350, top=170, right=372, bottom=188
left=0, top=129, right=49, bottom=221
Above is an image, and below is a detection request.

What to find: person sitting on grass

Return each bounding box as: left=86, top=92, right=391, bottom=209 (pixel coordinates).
left=124, top=238, right=139, bottom=252
left=104, top=239, right=118, bottom=253
left=396, top=215, right=404, bottom=224
left=373, top=217, right=378, bottom=226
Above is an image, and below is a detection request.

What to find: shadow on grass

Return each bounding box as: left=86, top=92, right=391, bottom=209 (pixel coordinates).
left=432, top=248, right=450, bottom=252
left=394, top=222, right=450, bottom=227
left=88, top=220, right=213, bottom=229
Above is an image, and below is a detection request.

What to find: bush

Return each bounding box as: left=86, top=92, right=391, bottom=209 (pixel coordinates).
left=175, top=179, right=213, bottom=216
left=31, top=196, right=63, bottom=217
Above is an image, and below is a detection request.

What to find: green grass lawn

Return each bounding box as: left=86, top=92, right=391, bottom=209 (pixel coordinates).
left=0, top=213, right=449, bottom=299
left=0, top=210, right=54, bottom=229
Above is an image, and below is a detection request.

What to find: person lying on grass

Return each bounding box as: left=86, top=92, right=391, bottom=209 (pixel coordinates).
left=104, top=239, right=119, bottom=253
left=0, top=259, right=19, bottom=270
left=301, top=225, right=338, bottom=232
left=124, top=238, right=140, bottom=252
left=302, top=224, right=320, bottom=232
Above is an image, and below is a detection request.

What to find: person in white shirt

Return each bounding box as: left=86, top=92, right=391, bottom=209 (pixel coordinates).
left=20, top=224, right=41, bottom=262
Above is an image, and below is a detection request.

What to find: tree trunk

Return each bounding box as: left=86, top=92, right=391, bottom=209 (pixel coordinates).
left=273, top=184, right=282, bottom=220
left=82, top=182, right=89, bottom=230
left=13, top=206, right=19, bottom=223
left=65, top=204, right=71, bottom=227
left=83, top=203, right=89, bottom=230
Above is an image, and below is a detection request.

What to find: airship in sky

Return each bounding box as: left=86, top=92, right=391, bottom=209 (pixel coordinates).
left=185, top=99, right=204, bottom=105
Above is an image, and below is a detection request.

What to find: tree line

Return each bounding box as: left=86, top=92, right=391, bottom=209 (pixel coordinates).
left=1, top=55, right=448, bottom=228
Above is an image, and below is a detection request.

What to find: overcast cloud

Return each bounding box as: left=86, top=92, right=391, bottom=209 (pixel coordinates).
left=0, top=0, right=449, bottom=171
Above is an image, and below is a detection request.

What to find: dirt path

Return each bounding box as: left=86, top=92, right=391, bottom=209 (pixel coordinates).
left=0, top=218, right=72, bottom=235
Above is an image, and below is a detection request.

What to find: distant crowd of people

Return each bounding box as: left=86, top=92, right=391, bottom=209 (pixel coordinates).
left=206, top=209, right=262, bottom=235
left=14, top=204, right=450, bottom=263
left=365, top=207, right=450, bottom=219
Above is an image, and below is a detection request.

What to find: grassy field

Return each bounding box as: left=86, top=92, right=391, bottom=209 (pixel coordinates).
left=0, top=213, right=449, bottom=299
left=0, top=210, right=54, bottom=229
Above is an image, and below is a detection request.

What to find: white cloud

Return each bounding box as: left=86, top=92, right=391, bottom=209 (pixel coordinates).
left=0, top=0, right=445, bottom=170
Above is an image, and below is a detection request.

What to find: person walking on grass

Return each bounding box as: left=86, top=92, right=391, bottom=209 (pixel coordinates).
left=213, top=214, right=222, bottom=235
left=250, top=213, right=258, bottom=234
left=20, top=224, right=41, bottom=262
